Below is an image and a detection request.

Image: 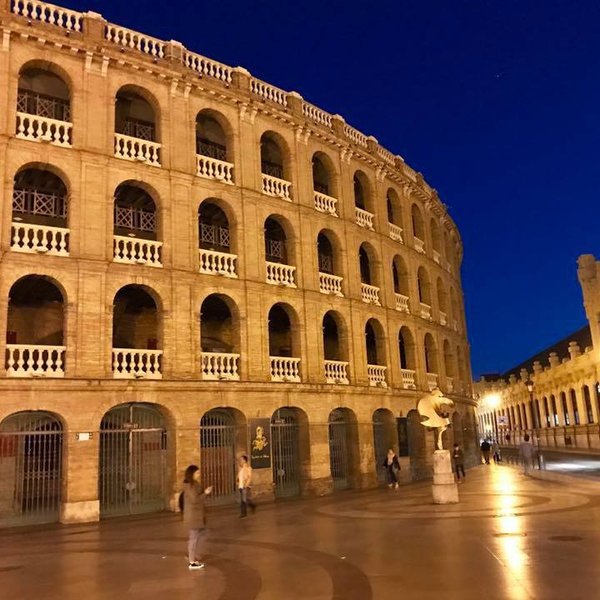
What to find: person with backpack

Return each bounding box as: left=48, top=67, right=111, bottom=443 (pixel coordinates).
left=382, top=448, right=401, bottom=489
left=182, top=465, right=212, bottom=570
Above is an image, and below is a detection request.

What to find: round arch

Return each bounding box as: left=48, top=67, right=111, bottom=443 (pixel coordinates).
left=328, top=407, right=360, bottom=490
left=372, top=408, right=397, bottom=484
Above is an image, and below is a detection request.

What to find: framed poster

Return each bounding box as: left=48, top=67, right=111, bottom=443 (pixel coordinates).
left=249, top=418, right=271, bottom=469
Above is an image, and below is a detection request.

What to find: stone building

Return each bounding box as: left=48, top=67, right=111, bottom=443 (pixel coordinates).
left=476, top=254, right=600, bottom=451
left=0, top=0, right=476, bottom=527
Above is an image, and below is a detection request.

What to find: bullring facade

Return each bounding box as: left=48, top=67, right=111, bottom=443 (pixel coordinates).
left=0, top=0, right=477, bottom=527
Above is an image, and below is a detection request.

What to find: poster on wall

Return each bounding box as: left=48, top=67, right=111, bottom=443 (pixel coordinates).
left=249, top=418, right=271, bottom=469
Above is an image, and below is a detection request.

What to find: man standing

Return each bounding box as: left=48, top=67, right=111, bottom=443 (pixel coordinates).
left=237, top=455, right=256, bottom=518
left=452, top=443, right=466, bottom=483
left=480, top=439, right=491, bottom=464
left=519, top=434, right=535, bottom=475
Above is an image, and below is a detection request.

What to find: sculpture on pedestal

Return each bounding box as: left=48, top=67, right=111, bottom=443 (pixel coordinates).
left=417, top=388, right=454, bottom=449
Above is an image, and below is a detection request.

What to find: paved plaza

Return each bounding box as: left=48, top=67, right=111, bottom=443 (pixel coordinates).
left=1, top=465, right=599, bottom=600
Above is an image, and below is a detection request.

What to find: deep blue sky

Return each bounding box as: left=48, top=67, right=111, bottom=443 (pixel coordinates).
left=64, top=0, right=600, bottom=376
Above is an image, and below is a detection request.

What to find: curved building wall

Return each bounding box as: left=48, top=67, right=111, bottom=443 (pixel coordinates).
left=0, top=1, right=476, bottom=525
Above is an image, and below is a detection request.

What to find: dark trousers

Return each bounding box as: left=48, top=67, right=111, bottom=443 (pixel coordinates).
left=239, top=488, right=256, bottom=516
left=455, top=464, right=466, bottom=479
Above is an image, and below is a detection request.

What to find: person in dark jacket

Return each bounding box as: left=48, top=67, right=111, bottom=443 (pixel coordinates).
left=480, top=439, right=491, bottom=464
left=182, top=465, right=212, bottom=570
left=382, top=448, right=401, bottom=489
left=452, top=443, right=466, bottom=482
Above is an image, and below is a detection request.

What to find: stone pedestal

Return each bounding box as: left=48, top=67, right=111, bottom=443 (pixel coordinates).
left=432, top=450, right=459, bottom=504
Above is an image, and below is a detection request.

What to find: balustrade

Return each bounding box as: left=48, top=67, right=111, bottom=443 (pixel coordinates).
left=439, top=311, right=447, bottom=326
left=16, top=113, right=72, bottom=146
left=251, top=79, right=288, bottom=106
left=401, top=369, right=416, bottom=389
left=319, top=272, right=343, bottom=296
left=105, top=24, right=166, bottom=57
left=414, top=237, right=426, bottom=254
left=395, top=293, right=409, bottom=313
left=201, top=353, right=240, bottom=381
left=303, top=102, right=332, bottom=127
left=6, top=344, right=65, bottom=377
left=367, top=365, right=387, bottom=387
left=12, top=0, right=82, bottom=31
left=420, top=303, right=432, bottom=320
left=11, top=222, right=69, bottom=256
left=361, top=283, right=381, bottom=305
left=262, top=174, right=292, bottom=200
left=270, top=356, right=301, bottom=382
left=196, top=155, right=234, bottom=184
left=433, top=250, right=441, bottom=264
left=183, top=51, right=233, bottom=83
left=324, top=360, right=349, bottom=384
left=266, top=262, right=296, bottom=287
left=344, top=124, right=368, bottom=147
left=355, top=207, right=374, bottom=230
left=314, top=191, right=338, bottom=216
left=114, top=133, right=161, bottom=166
left=112, top=349, right=162, bottom=379
left=199, top=249, right=237, bottom=278
left=426, top=372, right=439, bottom=391
left=113, top=235, right=162, bottom=267
left=388, top=223, right=404, bottom=242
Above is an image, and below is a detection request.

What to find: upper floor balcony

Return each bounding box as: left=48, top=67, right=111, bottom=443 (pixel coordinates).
left=367, top=364, right=387, bottom=388
left=314, top=191, right=338, bottom=216
left=388, top=222, right=404, bottom=243
left=195, top=121, right=234, bottom=184
left=414, top=237, right=426, bottom=254
left=361, top=283, right=381, bottom=305
left=355, top=207, right=375, bottom=230
left=201, top=352, right=240, bottom=381
left=319, top=272, right=344, bottom=297
left=324, top=360, right=350, bottom=385
left=270, top=356, right=301, bottom=383
left=395, top=293, right=410, bottom=313
left=400, top=368, right=416, bottom=389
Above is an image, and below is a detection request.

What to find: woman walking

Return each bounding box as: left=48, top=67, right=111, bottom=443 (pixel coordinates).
left=182, top=465, right=212, bottom=570
left=382, top=448, right=401, bottom=489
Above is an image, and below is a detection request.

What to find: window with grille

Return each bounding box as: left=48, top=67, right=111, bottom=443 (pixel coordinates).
left=200, top=223, right=230, bottom=250
left=196, top=138, right=227, bottom=161
left=114, top=205, right=156, bottom=233
left=12, top=189, right=67, bottom=219
left=17, top=89, right=70, bottom=122
left=318, top=253, right=333, bottom=274
left=261, top=160, right=284, bottom=179
left=266, top=239, right=284, bottom=262
left=122, top=118, right=155, bottom=141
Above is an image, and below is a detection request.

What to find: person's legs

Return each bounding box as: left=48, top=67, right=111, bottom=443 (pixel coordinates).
left=188, top=529, right=200, bottom=563
left=240, top=489, right=247, bottom=517
left=245, top=488, right=256, bottom=511
left=459, top=464, right=465, bottom=479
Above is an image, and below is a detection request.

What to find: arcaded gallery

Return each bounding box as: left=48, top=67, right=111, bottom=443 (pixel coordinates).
left=0, top=0, right=477, bottom=527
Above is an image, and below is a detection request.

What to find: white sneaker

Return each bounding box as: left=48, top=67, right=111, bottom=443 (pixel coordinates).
left=188, top=562, right=205, bottom=570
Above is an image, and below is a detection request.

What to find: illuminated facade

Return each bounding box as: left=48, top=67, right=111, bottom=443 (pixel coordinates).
left=476, top=254, right=600, bottom=450
left=0, top=0, right=476, bottom=526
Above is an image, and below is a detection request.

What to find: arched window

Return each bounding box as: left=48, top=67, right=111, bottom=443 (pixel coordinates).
left=570, top=389, right=580, bottom=425
left=411, top=204, right=425, bottom=251
left=264, top=217, right=288, bottom=264
left=430, top=218, right=442, bottom=260
left=365, top=319, right=386, bottom=386
left=113, top=183, right=158, bottom=241
left=323, top=312, right=349, bottom=384
left=417, top=267, right=431, bottom=306
left=261, top=132, right=285, bottom=179
left=199, top=201, right=231, bottom=252
left=317, top=232, right=335, bottom=275
left=443, top=340, right=455, bottom=379
left=196, top=111, right=228, bottom=161
left=424, top=333, right=438, bottom=379
left=550, top=395, right=559, bottom=426
left=399, top=327, right=416, bottom=389
left=583, top=385, right=594, bottom=423
left=268, top=304, right=300, bottom=382
left=353, top=172, right=368, bottom=210
left=312, top=153, right=333, bottom=196
left=115, top=87, right=157, bottom=141
left=386, top=188, right=402, bottom=227
left=359, top=245, right=372, bottom=284
left=560, top=391, right=570, bottom=425
left=6, top=276, right=66, bottom=377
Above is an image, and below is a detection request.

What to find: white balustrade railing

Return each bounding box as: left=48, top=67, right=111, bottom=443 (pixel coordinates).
left=201, top=352, right=240, bottom=381
left=196, top=155, right=234, bottom=184
left=314, top=191, right=338, bottom=216
left=262, top=173, right=292, bottom=200
left=344, top=124, right=368, bottom=147
left=426, top=372, right=439, bottom=391
left=16, top=113, right=72, bottom=147
left=452, top=320, right=459, bottom=332
left=414, top=237, right=426, bottom=254
left=270, top=356, right=301, bottom=382
left=446, top=377, right=454, bottom=393
left=266, top=261, right=296, bottom=287
left=401, top=369, right=416, bottom=389
left=319, top=272, right=344, bottom=297
left=112, top=349, right=162, bottom=379
left=183, top=51, right=233, bottom=83
left=303, top=102, right=332, bottom=127
left=368, top=364, right=387, bottom=387
left=395, top=293, right=410, bottom=313
left=388, top=222, right=403, bottom=242
left=439, top=311, right=447, bottom=326
left=105, top=24, right=166, bottom=57
left=251, top=79, right=288, bottom=106
left=114, top=133, right=161, bottom=166
left=6, top=344, right=66, bottom=377
left=361, top=283, right=381, bottom=305
left=355, top=207, right=374, bottom=230
left=378, top=146, right=396, bottom=164
left=420, top=303, right=432, bottom=320
left=445, top=260, right=453, bottom=273
left=12, top=0, right=82, bottom=31
left=113, top=235, right=163, bottom=267
left=433, top=249, right=441, bottom=264
left=11, top=222, right=69, bottom=256
left=324, top=360, right=349, bottom=384
left=199, top=249, right=237, bottom=278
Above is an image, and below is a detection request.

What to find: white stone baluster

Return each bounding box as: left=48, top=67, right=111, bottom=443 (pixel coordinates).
left=319, top=272, right=343, bottom=296
left=199, top=249, right=237, bottom=278
left=361, top=283, right=381, bottom=305
left=6, top=344, right=66, bottom=377
left=112, top=349, right=162, bottom=379
left=355, top=207, right=374, bottom=230
left=11, top=223, right=70, bottom=256
left=261, top=174, right=292, bottom=200
left=367, top=365, right=387, bottom=387
left=324, top=360, right=349, bottom=384
left=314, top=191, right=338, bottom=216
left=427, top=372, right=439, bottom=390
left=266, top=262, right=296, bottom=287
left=114, top=133, right=161, bottom=166
left=401, top=369, right=416, bottom=389
left=113, top=236, right=163, bottom=267
left=201, top=353, right=240, bottom=381
left=196, top=155, right=234, bottom=184
left=270, top=357, right=301, bottom=382
left=394, top=293, right=410, bottom=313
left=388, top=223, right=404, bottom=242
left=16, top=113, right=72, bottom=147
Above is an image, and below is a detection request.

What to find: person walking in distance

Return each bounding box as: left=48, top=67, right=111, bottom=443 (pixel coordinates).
left=383, top=448, right=401, bottom=489
left=182, top=465, right=212, bottom=570
left=452, top=443, right=466, bottom=483
left=237, top=455, right=256, bottom=518
left=480, top=439, right=491, bottom=464
left=519, top=434, right=535, bottom=475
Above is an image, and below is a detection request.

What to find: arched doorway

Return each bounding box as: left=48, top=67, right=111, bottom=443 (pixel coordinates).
left=372, top=409, right=397, bottom=484
left=99, top=403, right=167, bottom=517
left=271, top=407, right=305, bottom=498
left=407, top=409, right=428, bottom=480
left=328, top=408, right=358, bottom=490
left=200, top=408, right=246, bottom=506
left=0, top=411, right=63, bottom=526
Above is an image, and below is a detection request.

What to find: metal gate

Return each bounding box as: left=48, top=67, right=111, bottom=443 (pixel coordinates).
left=328, top=409, right=349, bottom=490
left=271, top=409, right=301, bottom=498
left=99, top=403, right=167, bottom=518
left=200, top=410, right=237, bottom=506
left=0, top=411, right=63, bottom=527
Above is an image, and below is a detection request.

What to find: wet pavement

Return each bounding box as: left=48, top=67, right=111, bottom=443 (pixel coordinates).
left=1, top=465, right=600, bottom=599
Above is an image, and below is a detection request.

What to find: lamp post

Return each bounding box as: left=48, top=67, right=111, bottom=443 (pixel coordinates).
left=525, top=378, right=543, bottom=470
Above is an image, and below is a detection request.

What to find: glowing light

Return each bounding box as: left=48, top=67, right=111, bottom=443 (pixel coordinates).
left=484, top=393, right=502, bottom=409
